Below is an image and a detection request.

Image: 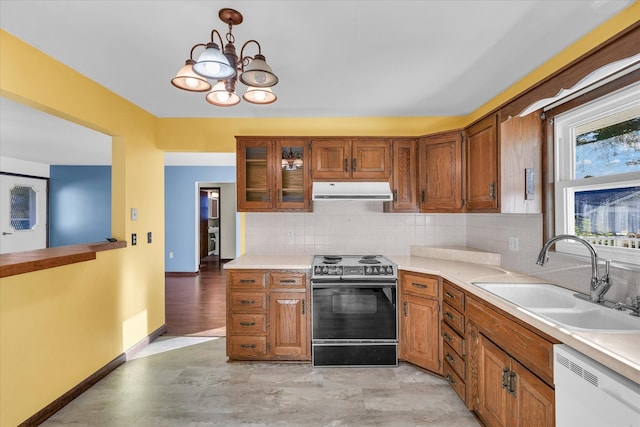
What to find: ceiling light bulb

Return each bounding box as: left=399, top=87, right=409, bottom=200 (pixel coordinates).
left=184, top=77, right=201, bottom=89
left=253, top=89, right=266, bottom=101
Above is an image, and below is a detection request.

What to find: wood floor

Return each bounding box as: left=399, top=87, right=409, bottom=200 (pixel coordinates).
left=164, top=258, right=227, bottom=336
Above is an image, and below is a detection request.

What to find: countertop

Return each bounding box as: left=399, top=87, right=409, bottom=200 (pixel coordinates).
left=224, top=253, right=640, bottom=384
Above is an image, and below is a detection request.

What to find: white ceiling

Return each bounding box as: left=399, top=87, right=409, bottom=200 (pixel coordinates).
left=0, top=0, right=634, bottom=165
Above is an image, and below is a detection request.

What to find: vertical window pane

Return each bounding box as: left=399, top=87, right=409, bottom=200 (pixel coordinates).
left=10, top=185, right=37, bottom=230
left=575, top=117, right=640, bottom=179
left=574, top=186, right=640, bottom=249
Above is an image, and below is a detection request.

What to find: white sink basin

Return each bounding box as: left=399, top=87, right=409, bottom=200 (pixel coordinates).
left=473, top=282, right=640, bottom=333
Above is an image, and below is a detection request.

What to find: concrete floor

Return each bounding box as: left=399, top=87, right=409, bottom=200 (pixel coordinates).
left=42, top=337, right=480, bottom=426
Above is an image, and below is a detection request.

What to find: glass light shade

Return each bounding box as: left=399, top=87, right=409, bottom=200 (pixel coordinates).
left=242, top=86, right=277, bottom=105
left=171, top=60, right=212, bottom=92
left=239, top=54, right=278, bottom=87
left=193, top=43, right=236, bottom=80
left=206, top=81, right=240, bottom=107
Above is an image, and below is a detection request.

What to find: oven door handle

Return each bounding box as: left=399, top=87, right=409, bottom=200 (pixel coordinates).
left=312, top=281, right=396, bottom=288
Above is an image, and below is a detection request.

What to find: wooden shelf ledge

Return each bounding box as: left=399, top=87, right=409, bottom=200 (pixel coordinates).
left=0, top=240, right=127, bottom=278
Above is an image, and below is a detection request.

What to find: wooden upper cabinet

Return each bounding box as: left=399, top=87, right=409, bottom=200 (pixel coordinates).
left=466, top=114, right=499, bottom=211
left=351, top=139, right=391, bottom=180
left=418, top=131, right=464, bottom=212
left=236, top=138, right=275, bottom=211
left=236, top=137, right=311, bottom=212
left=385, top=139, right=418, bottom=212
left=311, top=138, right=391, bottom=181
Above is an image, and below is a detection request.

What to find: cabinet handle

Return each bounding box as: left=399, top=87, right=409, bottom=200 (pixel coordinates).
left=344, top=158, right=349, bottom=172
left=240, top=279, right=256, bottom=284
left=403, top=301, right=408, bottom=317
left=267, top=190, right=272, bottom=202
left=302, top=300, right=306, bottom=315
left=502, top=367, right=510, bottom=390
left=445, top=353, right=457, bottom=364
left=239, top=321, right=256, bottom=326
left=393, top=189, right=398, bottom=202
left=279, top=279, right=297, bottom=284
left=443, top=332, right=453, bottom=343
left=421, top=190, right=426, bottom=203
left=445, top=373, right=456, bottom=385
left=444, top=311, right=455, bottom=321
left=277, top=189, right=281, bottom=203
left=444, top=291, right=455, bottom=300
left=412, top=282, right=428, bottom=289
left=508, top=372, right=517, bottom=396
left=240, top=344, right=256, bottom=349
left=240, top=300, right=256, bottom=305
left=352, top=158, right=357, bottom=172
left=489, top=182, right=496, bottom=200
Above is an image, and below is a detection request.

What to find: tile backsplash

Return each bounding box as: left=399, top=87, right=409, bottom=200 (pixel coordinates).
left=244, top=204, right=639, bottom=302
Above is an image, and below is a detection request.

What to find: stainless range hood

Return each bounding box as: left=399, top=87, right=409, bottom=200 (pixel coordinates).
left=312, top=181, right=393, bottom=201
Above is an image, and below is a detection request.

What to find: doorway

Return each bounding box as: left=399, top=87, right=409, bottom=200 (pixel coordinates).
left=199, top=187, right=220, bottom=268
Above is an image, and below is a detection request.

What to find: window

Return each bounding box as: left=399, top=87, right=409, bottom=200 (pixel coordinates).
left=554, top=81, right=640, bottom=264
left=10, top=185, right=37, bottom=230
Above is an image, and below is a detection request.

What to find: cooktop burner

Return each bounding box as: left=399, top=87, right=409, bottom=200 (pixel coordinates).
left=311, top=255, right=396, bottom=279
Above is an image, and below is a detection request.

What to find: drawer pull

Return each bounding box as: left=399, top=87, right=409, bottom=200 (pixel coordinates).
left=445, top=291, right=455, bottom=300
left=240, top=279, right=256, bottom=284
left=412, top=282, right=428, bottom=289
left=240, top=300, right=256, bottom=305
left=239, top=321, right=256, bottom=326
left=279, top=279, right=297, bottom=284
left=445, top=353, right=457, bottom=364
left=444, top=311, right=455, bottom=321
left=240, top=344, right=256, bottom=349
left=443, top=332, right=453, bottom=343
left=445, top=373, right=456, bottom=385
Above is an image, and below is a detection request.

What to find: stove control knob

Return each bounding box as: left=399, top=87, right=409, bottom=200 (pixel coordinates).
left=322, top=266, right=328, bottom=274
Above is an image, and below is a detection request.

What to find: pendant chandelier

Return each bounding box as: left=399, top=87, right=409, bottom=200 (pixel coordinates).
left=171, top=8, right=278, bottom=107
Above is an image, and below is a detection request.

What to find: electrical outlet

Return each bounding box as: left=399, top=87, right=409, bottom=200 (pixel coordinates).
left=508, top=237, right=519, bottom=251
left=147, top=232, right=152, bottom=243
left=132, top=233, right=137, bottom=246
left=169, top=252, right=174, bottom=259
left=131, top=208, right=137, bottom=221
left=287, top=229, right=294, bottom=244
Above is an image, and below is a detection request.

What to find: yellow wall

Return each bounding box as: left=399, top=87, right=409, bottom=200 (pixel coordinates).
left=0, top=2, right=637, bottom=425
left=0, top=31, right=165, bottom=426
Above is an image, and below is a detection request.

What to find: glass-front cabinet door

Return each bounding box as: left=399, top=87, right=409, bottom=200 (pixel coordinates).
left=276, top=139, right=310, bottom=211
left=237, top=139, right=275, bottom=211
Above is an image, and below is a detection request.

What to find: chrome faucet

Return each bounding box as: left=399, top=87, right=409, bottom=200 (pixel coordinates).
left=536, top=234, right=611, bottom=303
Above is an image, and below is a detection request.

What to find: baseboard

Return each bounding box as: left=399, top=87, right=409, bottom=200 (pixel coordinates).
left=165, top=271, right=199, bottom=277
left=125, top=324, right=167, bottom=360
left=19, top=353, right=126, bottom=426
left=18, top=324, right=167, bottom=426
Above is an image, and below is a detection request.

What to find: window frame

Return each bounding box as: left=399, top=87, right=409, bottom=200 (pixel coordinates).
left=551, top=81, right=640, bottom=265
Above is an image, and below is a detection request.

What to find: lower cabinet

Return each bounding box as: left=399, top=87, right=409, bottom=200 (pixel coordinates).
left=399, top=271, right=442, bottom=374
left=467, top=295, right=557, bottom=427
left=227, top=269, right=310, bottom=361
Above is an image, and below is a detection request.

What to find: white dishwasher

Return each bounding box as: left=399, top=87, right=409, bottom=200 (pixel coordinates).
left=554, top=344, right=640, bottom=427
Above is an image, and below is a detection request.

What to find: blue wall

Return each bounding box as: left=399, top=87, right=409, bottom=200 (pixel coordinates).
left=49, top=166, right=112, bottom=247
left=165, top=166, right=235, bottom=272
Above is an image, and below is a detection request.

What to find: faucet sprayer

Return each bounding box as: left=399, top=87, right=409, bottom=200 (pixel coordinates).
left=536, top=234, right=611, bottom=303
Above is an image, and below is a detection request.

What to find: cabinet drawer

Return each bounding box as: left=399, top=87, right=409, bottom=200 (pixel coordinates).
left=229, top=272, right=266, bottom=289
left=444, top=342, right=466, bottom=379
left=444, top=361, right=466, bottom=403
left=442, top=321, right=465, bottom=357
left=229, top=313, right=267, bottom=335
left=270, top=272, right=306, bottom=289
left=443, top=281, right=465, bottom=312
left=402, top=273, right=439, bottom=299
left=443, top=303, right=464, bottom=335
left=228, top=336, right=267, bottom=359
left=229, top=292, right=267, bottom=312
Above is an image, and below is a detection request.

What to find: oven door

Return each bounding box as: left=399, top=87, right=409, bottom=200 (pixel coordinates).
left=311, top=281, right=397, bottom=342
